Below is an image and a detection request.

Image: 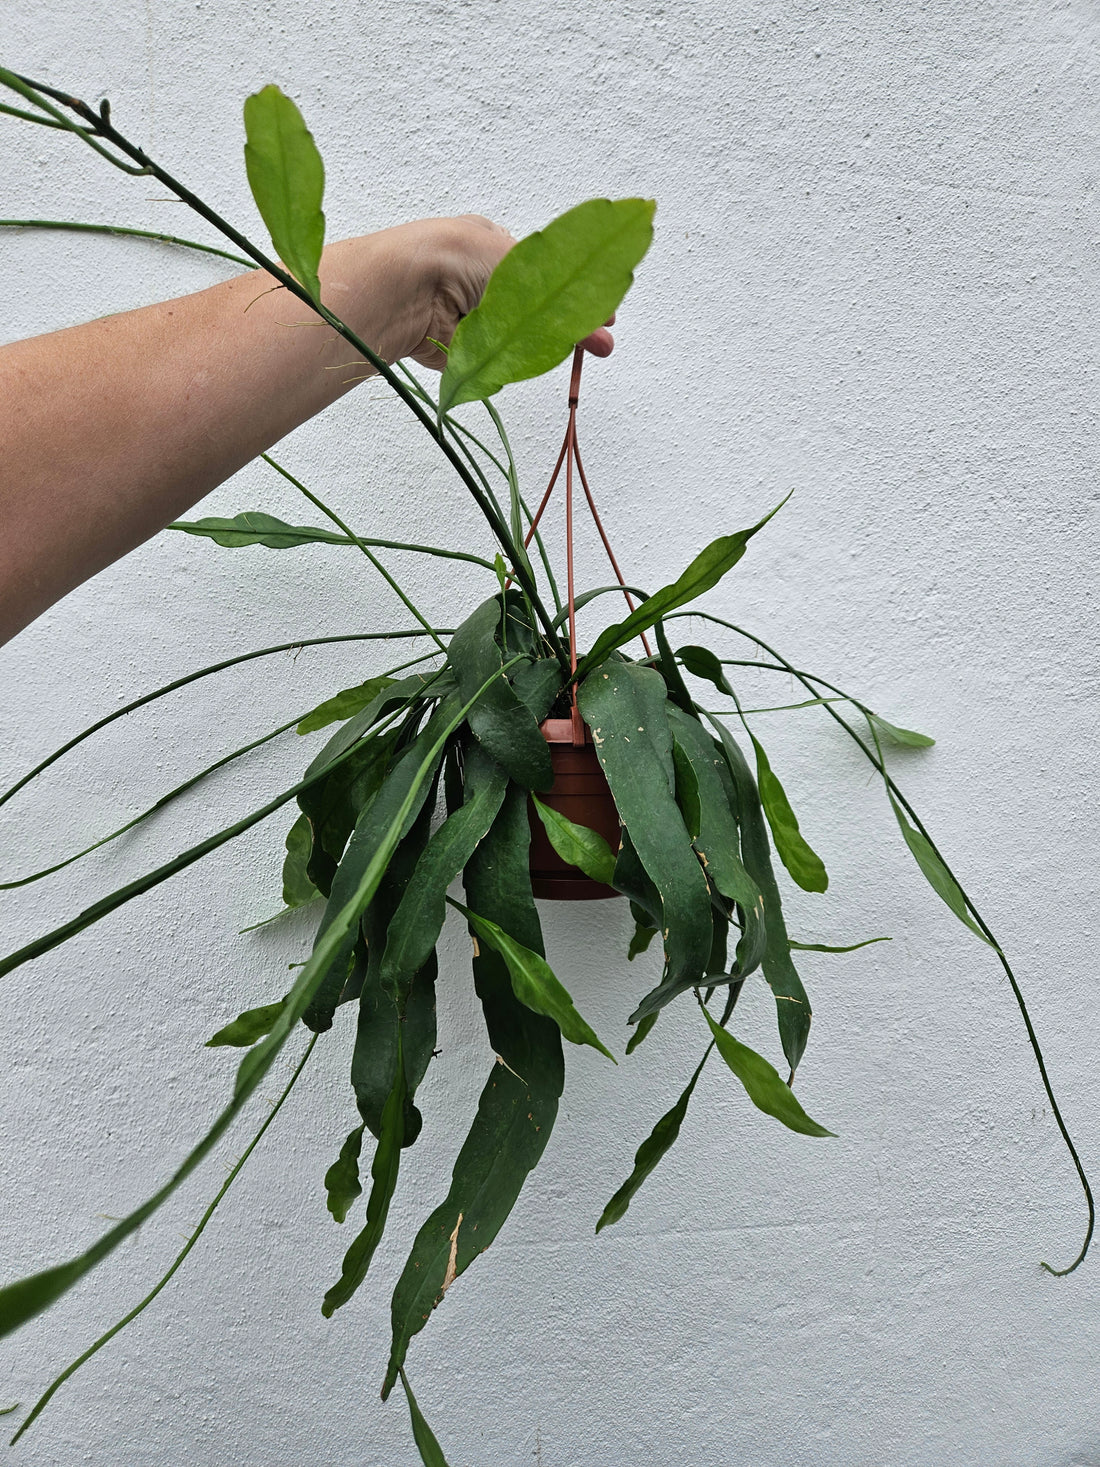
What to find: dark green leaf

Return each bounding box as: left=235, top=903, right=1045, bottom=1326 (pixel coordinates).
left=870, top=714, right=935, bottom=748
left=889, top=797, right=992, bottom=944
left=400, top=1370, right=451, bottom=1467
left=708, top=718, right=812, bottom=1076
left=789, top=936, right=891, bottom=953
left=512, top=658, right=563, bottom=721
left=575, top=499, right=788, bottom=676
left=676, top=644, right=735, bottom=698
left=383, top=785, right=564, bottom=1398
left=671, top=738, right=702, bottom=839
left=243, top=85, right=325, bottom=300
left=701, top=1006, right=835, bottom=1138
left=448, top=599, right=552, bottom=789
left=439, top=197, right=655, bottom=410
left=530, top=795, right=618, bottom=886
left=666, top=707, right=766, bottom=980
left=747, top=731, right=829, bottom=894
left=625, top=1010, right=658, bottom=1054
left=281, top=814, right=319, bottom=908
left=596, top=1054, right=706, bottom=1231
left=324, top=1124, right=365, bottom=1224
left=613, top=837, right=662, bottom=926
left=0, top=680, right=477, bottom=1342
left=322, top=1045, right=406, bottom=1316
left=205, top=996, right=287, bottom=1048
left=454, top=900, right=615, bottom=1062
left=578, top=664, right=712, bottom=1021
left=627, top=921, right=658, bottom=962
left=297, top=676, right=396, bottom=736
left=171, top=512, right=348, bottom=549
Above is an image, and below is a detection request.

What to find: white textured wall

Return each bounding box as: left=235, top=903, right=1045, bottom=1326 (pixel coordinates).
left=2, top=3, right=1099, bottom=1464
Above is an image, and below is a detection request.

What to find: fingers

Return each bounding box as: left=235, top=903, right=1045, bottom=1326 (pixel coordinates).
left=581, top=312, right=617, bottom=358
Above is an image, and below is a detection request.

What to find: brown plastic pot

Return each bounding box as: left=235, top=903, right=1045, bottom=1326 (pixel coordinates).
left=528, top=716, right=622, bottom=901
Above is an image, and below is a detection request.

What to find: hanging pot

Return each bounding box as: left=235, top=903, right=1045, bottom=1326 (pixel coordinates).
left=528, top=716, right=622, bottom=901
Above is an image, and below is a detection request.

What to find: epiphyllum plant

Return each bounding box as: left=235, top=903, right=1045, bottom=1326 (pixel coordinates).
left=0, top=71, right=1092, bottom=1463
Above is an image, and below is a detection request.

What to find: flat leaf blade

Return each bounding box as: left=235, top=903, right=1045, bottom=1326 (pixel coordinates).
left=205, top=996, right=287, bottom=1048
left=297, top=676, right=397, bottom=737
left=889, top=796, right=992, bottom=944
left=243, top=85, right=325, bottom=300
left=749, top=731, right=829, bottom=894
left=531, top=795, right=617, bottom=886
left=400, top=1370, right=451, bottom=1467
left=171, top=513, right=348, bottom=549
left=702, top=1007, right=835, bottom=1138
left=596, top=1056, right=705, bottom=1231
left=324, top=1124, right=365, bottom=1224
left=440, top=198, right=655, bottom=410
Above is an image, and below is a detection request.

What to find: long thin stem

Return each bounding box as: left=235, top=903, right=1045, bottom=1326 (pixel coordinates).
left=0, top=649, right=439, bottom=889
left=0, top=631, right=447, bottom=814
left=10, top=1035, right=317, bottom=1445
left=683, top=609, right=1094, bottom=1275
left=0, top=71, right=562, bottom=653
left=260, top=455, right=445, bottom=653
left=0, top=218, right=254, bottom=267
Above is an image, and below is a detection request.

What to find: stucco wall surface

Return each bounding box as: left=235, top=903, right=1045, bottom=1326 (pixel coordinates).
left=1, top=2, right=1099, bottom=1464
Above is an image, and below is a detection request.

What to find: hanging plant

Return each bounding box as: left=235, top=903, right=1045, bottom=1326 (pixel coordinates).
left=0, top=71, right=1091, bottom=1463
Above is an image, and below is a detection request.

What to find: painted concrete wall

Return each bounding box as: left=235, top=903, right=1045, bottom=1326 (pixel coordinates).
left=2, top=3, right=1099, bottom=1463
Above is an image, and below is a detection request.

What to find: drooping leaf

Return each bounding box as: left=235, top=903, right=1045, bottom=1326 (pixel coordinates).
left=448, top=599, right=552, bottom=790
left=0, top=677, right=485, bottom=1342
left=454, top=900, right=615, bottom=1062
left=676, top=643, right=735, bottom=698
left=789, top=936, right=891, bottom=953
left=324, top=1124, right=365, bottom=1224
left=625, top=1010, right=659, bottom=1054
left=511, top=658, right=563, bottom=721
left=701, top=1006, right=835, bottom=1138
left=379, top=744, right=508, bottom=995
left=400, top=1370, right=452, bottom=1467
left=671, top=738, right=702, bottom=839
left=530, top=795, right=618, bottom=886
left=281, top=813, right=319, bottom=907
left=322, top=1042, right=406, bottom=1317
left=627, top=921, right=658, bottom=962
left=869, top=714, right=935, bottom=748
left=297, top=729, right=401, bottom=896
left=667, top=706, right=766, bottom=982
left=613, top=837, right=662, bottom=927
left=596, top=1053, right=707, bottom=1231
left=383, top=786, right=564, bottom=1399
left=747, top=730, right=829, bottom=894
left=578, top=663, right=712, bottom=1022
left=708, top=718, right=812, bottom=1076
left=575, top=498, right=788, bottom=677
left=297, top=676, right=396, bottom=736
left=889, top=797, right=992, bottom=944
left=243, top=84, right=325, bottom=300
left=439, top=197, right=655, bottom=411
left=171, top=512, right=349, bottom=549
left=205, top=996, right=287, bottom=1048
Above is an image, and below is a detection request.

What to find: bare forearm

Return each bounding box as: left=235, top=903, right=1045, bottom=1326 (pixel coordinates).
left=0, top=228, right=437, bottom=644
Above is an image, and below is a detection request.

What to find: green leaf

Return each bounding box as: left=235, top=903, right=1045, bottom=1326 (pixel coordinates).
left=454, top=900, right=615, bottom=1063
left=297, top=676, right=397, bottom=736
left=671, top=738, right=702, bottom=839
left=625, top=1010, right=658, bottom=1054
left=512, top=658, right=563, bottom=721
left=324, top=1124, right=365, bottom=1224
left=789, top=936, right=891, bottom=953
left=243, top=84, right=325, bottom=300
left=870, top=714, right=935, bottom=748
left=530, top=795, right=618, bottom=886
left=0, top=675, right=486, bottom=1342
left=889, top=797, right=992, bottom=944
left=383, top=785, right=564, bottom=1398
left=747, top=731, right=829, bottom=894
left=578, top=664, right=712, bottom=1022
left=322, top=1047, right=406, bottom=1317
left=667, top=707, right=766, bottom=981
left=596, top=1054, right=706, bottom=1231
left=171, top=512, right=348, bottom=549
left=575, top=499, right=788, bottom=677
left=439, top=197, right=655, bottom=411
left=627, top=921, right=658, bottom=962
left=379, top=745, right=508, bottom=995
left=701, top=1006, right=835, bottom=1138
left=281, top=813, right=319, bottom=908
left=205, top=996, right=287, bottom=1048
left=707, top=718, right=812, bottom=1076
left=676, top=644, right=735, bottom=698
left=400, top=1370, right=451, bottom=1467
left=448, top=599, right=552, bottom=790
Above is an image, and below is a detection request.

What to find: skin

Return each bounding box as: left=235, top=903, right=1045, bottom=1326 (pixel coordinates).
left=0, top=213, right=614, bottom=646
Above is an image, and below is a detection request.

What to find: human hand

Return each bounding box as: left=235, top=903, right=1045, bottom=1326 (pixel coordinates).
left=321, top=214, right=615, bottom=374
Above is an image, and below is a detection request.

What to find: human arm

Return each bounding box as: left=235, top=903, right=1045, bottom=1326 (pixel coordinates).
left=0, top=213, right=614, bottom=646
